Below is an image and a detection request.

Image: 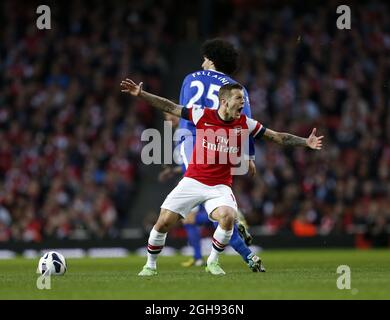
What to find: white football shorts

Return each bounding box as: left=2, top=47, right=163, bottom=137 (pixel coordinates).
left=161, top=177, right=238, bottom=221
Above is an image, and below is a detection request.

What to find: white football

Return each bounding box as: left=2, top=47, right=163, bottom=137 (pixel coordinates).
left=37, top=251, right=67, bottom=276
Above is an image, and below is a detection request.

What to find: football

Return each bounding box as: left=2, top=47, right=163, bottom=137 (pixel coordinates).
left=37, top=251, right=67, bottom=276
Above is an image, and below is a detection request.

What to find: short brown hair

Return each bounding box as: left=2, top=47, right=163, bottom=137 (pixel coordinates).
left=218, top=83, right=243, bottom=100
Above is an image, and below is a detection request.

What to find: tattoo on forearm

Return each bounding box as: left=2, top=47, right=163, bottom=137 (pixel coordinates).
left=265, top=135, right=277, bottom=143
left=280, top=133, right=307, bottom=147
left=140, top=91, right=180, bottom=115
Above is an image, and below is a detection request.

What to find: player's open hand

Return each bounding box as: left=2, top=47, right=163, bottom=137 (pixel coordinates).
left=120, top=78, right=143, bottom=96
left=306, top=128, right=323, bottom=150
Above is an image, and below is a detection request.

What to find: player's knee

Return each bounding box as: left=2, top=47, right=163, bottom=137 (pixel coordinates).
left=155, top=209, right=178, bottom=232
left=218, top=208, right=235, bottom=228
left=154, top=219, right=172, bottom=233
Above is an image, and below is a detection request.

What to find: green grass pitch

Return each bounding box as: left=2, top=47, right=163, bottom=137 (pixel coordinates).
left=0, top=249, right=389, bottom=300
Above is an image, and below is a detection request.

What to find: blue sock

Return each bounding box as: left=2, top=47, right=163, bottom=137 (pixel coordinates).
left=184, top=224, right=202, bottom=260
left=213, top=222, right=252, bottom=263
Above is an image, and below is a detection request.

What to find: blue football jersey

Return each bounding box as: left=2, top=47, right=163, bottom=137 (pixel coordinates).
left=178, top=69, right=255, bottom=158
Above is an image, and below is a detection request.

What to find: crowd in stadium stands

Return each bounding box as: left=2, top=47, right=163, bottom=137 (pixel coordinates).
left=0, top=0, right=170, bottom=241
left=0, top=0, right=389, bottom=244
left=223, top=0, right=390, bottom=245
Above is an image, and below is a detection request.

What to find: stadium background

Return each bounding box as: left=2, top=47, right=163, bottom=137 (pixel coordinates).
left=0, top=0, right=389, bottom=256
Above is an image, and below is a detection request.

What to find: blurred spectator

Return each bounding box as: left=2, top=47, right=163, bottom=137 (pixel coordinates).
left=222, top=0, right=390, bottom=242
left=0, top=0, right=171, bottom=241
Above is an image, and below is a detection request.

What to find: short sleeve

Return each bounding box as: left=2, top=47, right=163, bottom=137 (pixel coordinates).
left=246, top=117, right=266, bottom=138
left=187, top=106, right=204, bottom=125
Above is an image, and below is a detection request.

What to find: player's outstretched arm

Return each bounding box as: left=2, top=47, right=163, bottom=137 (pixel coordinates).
left=263, top=128, right=323, bottom=150
left=121, top=78, right=183, bottom=118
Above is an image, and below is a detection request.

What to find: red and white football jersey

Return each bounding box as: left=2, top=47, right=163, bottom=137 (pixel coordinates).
left=183, top=107, right=265, bottom=187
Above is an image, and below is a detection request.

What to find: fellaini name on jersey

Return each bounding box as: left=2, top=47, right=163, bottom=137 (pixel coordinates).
left=191, top=71, right=230, bottom=85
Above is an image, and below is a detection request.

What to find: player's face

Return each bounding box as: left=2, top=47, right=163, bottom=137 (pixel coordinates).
left=202, top=57, right=214, bottom=70
left=226, top=89, right=245, bottom=119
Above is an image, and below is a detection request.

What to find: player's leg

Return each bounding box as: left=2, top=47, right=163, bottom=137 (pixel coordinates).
left=203, top=185, right=238, bottom=275
left=181, top=205, right=211, bottom=267
left=212, top=220, right=265, bottom=272
left=237, top=222, right=253, bottom=246
left=182, top=209, right=204, bottom=267
left=194, top=208, right=212, bottom=225
left=236, top=209, right=253, bottom=246
left=235, top=210, right=265, bottom=272
left=180, top=135, right=204, bottom=266
left=138, top=208, right=181, bottom=276
left=215, top=221, right=251, bottom=261
left=139, top=177, right=205, bottom=276
left=205, top=206, right=236, bottom=275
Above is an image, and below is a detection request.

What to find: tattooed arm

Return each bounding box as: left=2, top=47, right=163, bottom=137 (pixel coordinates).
left=263, top=128, right=323, bottom=150
left=120, top=78, right=183, bottom=117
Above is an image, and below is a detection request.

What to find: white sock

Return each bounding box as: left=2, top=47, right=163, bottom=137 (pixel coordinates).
left=207, top=226, right=233, bottom=265
left=146, top=228, right=167, bottom=269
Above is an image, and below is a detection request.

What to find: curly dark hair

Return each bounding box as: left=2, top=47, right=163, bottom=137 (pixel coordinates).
left=200, top=39, right=239, bottom=76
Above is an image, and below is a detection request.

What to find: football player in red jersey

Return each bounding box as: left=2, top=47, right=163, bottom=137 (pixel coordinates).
left=121, top=79, right=323, bottom=276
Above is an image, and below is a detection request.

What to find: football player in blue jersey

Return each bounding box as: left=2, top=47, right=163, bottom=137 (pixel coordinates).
left=175, top=38, right=265, bottom=272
